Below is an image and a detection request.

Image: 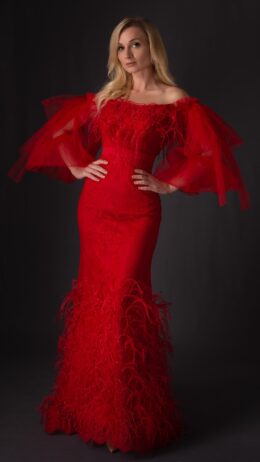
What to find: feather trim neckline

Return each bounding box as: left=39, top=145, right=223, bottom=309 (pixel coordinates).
left=115, top=95, right=194, bottom=107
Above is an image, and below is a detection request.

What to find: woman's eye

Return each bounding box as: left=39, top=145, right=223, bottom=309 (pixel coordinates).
left=117, top=42, right=140, bottom=52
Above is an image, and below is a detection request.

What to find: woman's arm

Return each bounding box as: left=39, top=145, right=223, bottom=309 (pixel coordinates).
left=7, top=92, right=101, bottom=183
left=152, top=97, right=250, bottom=209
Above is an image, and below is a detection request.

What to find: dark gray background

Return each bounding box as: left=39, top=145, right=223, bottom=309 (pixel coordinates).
left=2, top=0, right=259, bottom=461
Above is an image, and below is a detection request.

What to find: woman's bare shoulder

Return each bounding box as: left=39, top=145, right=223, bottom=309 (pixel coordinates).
left=164, top=85, right=190, bottom=102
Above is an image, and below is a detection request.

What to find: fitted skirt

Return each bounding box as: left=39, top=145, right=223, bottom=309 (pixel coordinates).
left=37, top=179, right=184, bottom=454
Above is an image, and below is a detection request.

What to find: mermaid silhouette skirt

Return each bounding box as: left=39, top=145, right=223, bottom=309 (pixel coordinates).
left=37, top=175, right=184, bottom=455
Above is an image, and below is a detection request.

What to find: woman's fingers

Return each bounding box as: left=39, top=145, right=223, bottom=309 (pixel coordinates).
left=85, top=159, right=109, bottom=179
left=132, top=171, right=149, bottom=183
left=95, top=159, right=109, bottom=164
left=132, top=170, right=173, bottom=194
left=132, top=171, right=151, bottom=188
left=86, top=166, right=107, bottom=178
left=92, top=159, right=109, bottom=174
left=85, top=172, right=101, bottom=181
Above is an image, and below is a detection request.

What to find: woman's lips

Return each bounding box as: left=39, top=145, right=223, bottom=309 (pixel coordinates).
left=126, top=62, right=136, bottom=66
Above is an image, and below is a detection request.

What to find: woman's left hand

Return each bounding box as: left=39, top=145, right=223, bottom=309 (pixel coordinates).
left=131, top=169, right=178, bottom=195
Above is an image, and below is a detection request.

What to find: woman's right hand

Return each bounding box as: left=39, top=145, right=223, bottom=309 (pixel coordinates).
left=69, top=159, right=109, bottom=180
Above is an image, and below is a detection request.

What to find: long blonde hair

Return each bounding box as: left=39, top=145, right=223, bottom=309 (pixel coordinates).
left=94, top=16, right=178, bottom=112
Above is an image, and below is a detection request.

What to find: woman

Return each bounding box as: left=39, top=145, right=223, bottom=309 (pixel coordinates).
left=7, top=16, right=250, bottom=455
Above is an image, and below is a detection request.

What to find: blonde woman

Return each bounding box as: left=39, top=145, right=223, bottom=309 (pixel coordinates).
left=8, top=16, right=250, bottom=455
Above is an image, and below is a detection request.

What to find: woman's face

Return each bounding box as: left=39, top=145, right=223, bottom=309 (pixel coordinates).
left=117, top=26, right=152, bottom=74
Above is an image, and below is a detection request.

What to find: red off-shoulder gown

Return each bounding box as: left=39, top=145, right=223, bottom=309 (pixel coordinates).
left=7, top=91, right=250, bottom=454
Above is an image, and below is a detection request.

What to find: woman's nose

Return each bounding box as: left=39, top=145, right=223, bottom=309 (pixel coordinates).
left=126, top=49, right=133, bottom=58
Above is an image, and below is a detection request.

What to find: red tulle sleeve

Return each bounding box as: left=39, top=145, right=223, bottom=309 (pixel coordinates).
left=7, top=91, right=101, bottom=183
left=153, top=97, right=250, bottom=210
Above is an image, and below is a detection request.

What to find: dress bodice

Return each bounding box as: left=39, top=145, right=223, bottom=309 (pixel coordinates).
left=7, top=91, right=250, bottom=211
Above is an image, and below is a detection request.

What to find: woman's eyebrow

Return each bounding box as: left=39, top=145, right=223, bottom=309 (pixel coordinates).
left=117, top=37, right=142, bottom=45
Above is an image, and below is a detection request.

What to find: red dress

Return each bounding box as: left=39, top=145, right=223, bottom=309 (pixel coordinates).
left=7, top=92, right=250, bottom=454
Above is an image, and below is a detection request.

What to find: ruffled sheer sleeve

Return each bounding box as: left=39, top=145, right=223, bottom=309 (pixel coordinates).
left=153, top=97, right=250, bottom=210
left=7, top=91, right=101, bottom=183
